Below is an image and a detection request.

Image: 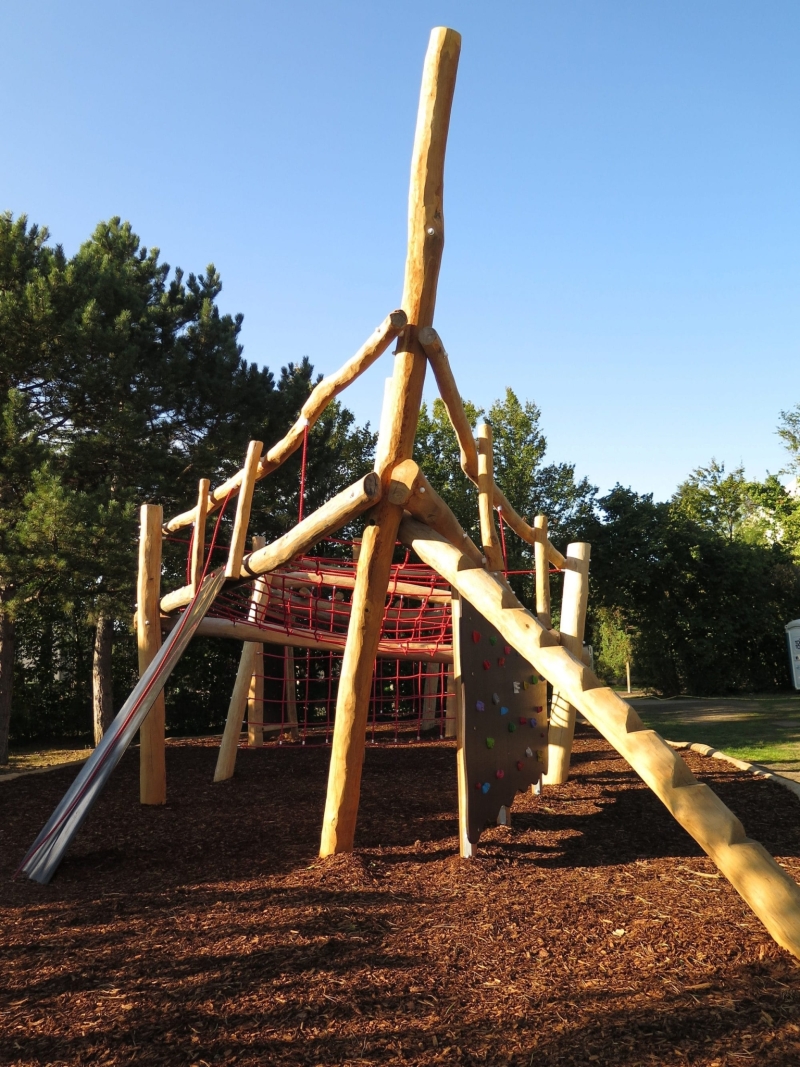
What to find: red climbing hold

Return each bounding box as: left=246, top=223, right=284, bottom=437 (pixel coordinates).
left=472, top=630, right=481, bottom=643
left=517, top=760, right=524, bottom=771
left=498, top=657, right=506, bottom=667
left=483, top=660, right=491, bottom=670
left=496, top=769, right=505, bottom=779
left=518, top=716, right=528, bottom=725
left=504, top=645, right=512, bottom=655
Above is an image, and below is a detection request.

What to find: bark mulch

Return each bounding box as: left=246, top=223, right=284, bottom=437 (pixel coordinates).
left=3, top=723, right=800, bottom=1066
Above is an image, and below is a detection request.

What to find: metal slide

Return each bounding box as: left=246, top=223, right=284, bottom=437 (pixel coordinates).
left=17, top=568, right=227, bottom=885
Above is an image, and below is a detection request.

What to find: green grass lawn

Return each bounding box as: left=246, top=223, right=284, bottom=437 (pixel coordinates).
left=0, top=743, right=92, bottom=776
left=628, top=692, right=800, bottom=766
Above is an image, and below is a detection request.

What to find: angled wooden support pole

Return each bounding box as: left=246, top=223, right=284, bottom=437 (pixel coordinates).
left=319, top=26, right=461, bottom=857
left=534, top=514, right=551, bottom=628
left=542, top=542, right=591, bottom=786
left=226, top=441, right=263, bottom=578
left=476, top=423, right=504, bottom=572
left=190, top=478, right=211, bottom=595
left=138, top=504, right=167, bottom=805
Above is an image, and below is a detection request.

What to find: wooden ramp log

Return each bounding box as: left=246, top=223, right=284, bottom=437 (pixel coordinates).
left=543, top=541, right=590, bottom=785
left=319, top=26, right=461, bottom=857
left=398, top=515, right=800, bottom=960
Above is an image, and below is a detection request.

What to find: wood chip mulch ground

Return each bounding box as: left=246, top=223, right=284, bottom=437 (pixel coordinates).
left=3, top=723, right=800, bottom=1066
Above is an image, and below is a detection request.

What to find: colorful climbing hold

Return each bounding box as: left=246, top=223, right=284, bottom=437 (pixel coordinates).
left=518, top=716, right=528, bottom=725
left=475, top=781, right=483, bottom=790
left=472, top=630, right=481, bottom=643
left=476, top=700, right=485, bottom=712
left=486, top=737, right=495, bottom=749
left=504, top=645, right=512, bottom=655
left=483, top=660, right=491, bottom=670
left=534, top=705, right=543, bottom=714
left=508, top=722, right=516, bottom=733
left=489, top=635, right=497, bottom=646
left=513, top=681, right=521, bottom=694
left=500, top=706, right=509, bottom=716
left=529, top=717, right=537, bottom=727
left=498, top=656, right=506, bottom=667
left=525, top=747, right=533, bottom=758
left=492, top=692, right=500, bottom=705
left=482, top=782, right=491, bottom=794
left=517, top=760, right=524, bottom=771
left=496, top=769, right=505, bottom=779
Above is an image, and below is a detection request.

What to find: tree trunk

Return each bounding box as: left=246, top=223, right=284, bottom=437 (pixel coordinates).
left=0, top=607, right=15, bottom=766
left=92, top=614, right=114, bottom=746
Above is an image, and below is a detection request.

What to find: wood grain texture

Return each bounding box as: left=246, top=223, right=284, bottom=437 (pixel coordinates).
left=225, top=441, right=263, bottom=578
left=160, top=473, right=383, bottom=614
left=163, top=311, right=406, bottom=533
left=477, top=423, right=504, bottom=572
left=398, top=514, right=800, bottom=960
left=137, top=505, right=166, bottom=805
left=543, top=542, right=590, bottom=786
left=190, top=479, right=210, bottom=594
left=319, top=27, right=461, bottom=857
left=533, top=514, right=551, bottom=628
left=245, top=536, right=267, bottom=748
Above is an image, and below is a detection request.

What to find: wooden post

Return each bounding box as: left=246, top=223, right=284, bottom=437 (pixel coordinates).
left=626, top=660, right=632, bottom=694
left=225, top=440, right=263, bottom=578
left=533, top=514, right=551, bottom=628
left=138, top=504, right=167, bottom=805
left=284, top=646, right=299, bottom=740
left=541, top=542, right=591, bottom=786
left=444, top=666, right=457, bottom=739
left=420, top=661, right=439, bottom=731
left=451, top=591, right=474, bottom=857
left=319, top=27, right=461, bottom=856
left=190, top=478, right=211, bottom=594
left=476, top=423, right=504, bottom=572
left=246, top=536, right=266, bottom=748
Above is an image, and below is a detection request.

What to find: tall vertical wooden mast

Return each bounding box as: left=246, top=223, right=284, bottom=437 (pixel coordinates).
left=319, top=27, right=461, bottom=856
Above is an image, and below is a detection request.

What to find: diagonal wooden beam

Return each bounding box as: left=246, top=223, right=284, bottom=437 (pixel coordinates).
left=319, top=27, right=462, bottom=856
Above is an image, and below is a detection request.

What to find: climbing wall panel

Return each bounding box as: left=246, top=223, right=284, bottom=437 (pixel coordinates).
left=457, top=596, right=548, bottom=845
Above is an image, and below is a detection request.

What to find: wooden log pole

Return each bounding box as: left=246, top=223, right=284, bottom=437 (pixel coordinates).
left=138, top=504, right=167, bottom=805
left=543, top=542, right=590, bottom=785
left=533, top=514, right=551, bottom=628
left=387, top=458, right=484, bottom=567
left=417, top=326, right=566, bottom=570
left=397, top=514, right=800, bottom=960
left=190, top=478, right=211, bottom=595
left=476, top=423, right=504, bottom=572
left=319, top=27, right=461, bottom=857
left=284, top=646, right=299, bottom=740
left=444, top=665, right=457, bottom=738
left=160, top=472, right=383, bottom=614
left=163, top=311, right=406, bottom=533
left=420, top=661, right=440, bottom=731
left=245, top=536, right=266, bottom=748
left=214, top=642, right=258, bottom=782
left=451, top=590, right=474, bottom=857
left=225, top=441, right=263, bottom=578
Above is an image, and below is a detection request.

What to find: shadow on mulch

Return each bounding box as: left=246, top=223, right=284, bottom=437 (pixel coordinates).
left=2, top=724, right=800, bottom=1066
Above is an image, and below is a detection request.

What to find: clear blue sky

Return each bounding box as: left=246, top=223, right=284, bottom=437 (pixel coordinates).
left=3, top=1, right=798, bottom=501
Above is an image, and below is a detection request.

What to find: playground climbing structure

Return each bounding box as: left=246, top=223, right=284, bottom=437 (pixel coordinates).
left=20, top=27, right=800, bottom=962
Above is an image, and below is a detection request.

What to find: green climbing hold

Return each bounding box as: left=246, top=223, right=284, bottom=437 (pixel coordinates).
left=486, top=737, right=495, bottom=749
left=508, top=722, right=516, bottom=733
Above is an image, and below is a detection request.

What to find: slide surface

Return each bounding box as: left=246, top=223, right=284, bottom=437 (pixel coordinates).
left=17, top=569, right=227, bottom=885
left=399, top=515, right=800, bottom=960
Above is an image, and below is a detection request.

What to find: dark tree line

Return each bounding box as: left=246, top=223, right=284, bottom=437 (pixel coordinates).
left=0, top=214, right=374, bottom=761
